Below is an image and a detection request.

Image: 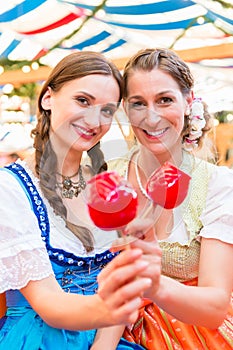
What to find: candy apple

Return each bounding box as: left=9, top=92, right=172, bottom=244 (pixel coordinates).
left=86, top=171, right=138, bottom=230
left=146, top=162, right=191, bottom=209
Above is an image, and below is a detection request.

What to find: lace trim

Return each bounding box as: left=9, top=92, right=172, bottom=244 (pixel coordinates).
left=0, top=247, right=53, bottom=293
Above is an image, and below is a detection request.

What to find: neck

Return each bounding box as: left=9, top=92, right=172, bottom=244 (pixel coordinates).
left=56, top=153, right=83, bottom=177
left=138, top=145, right=183, bottom=178
left=24, top=152, right=37, bottom=177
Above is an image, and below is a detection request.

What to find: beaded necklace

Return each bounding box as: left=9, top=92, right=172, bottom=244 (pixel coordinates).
left=56, top=166, right=86, bottom=199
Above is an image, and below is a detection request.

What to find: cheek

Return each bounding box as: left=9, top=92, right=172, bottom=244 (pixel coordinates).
left=50, top=107, right=70, bottom=132
left=101, top=123, right=112, bottom=134
left=128, top=115, right=141, bottom=129
left=168, top=111, right=184, bottom=131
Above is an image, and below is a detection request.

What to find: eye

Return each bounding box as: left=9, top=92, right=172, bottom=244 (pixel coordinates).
left=101, top=105, right=117, bottom=118
left=76, top=96, right=89, bottom=106
left=128, top=101, right=146, bottom=110
left=158, top=97, right=173, bottom=105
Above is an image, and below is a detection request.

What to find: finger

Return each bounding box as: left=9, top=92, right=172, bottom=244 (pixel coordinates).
left=98, top=259, right=150, bottom=298
left=112, top=297, right=141, bottom=325
left=101, top=277, right=152, bottom=311
left=110, top=236, right=138, bottom=253
left=138, top=260, right=161, bottom=280
left=112, top=297, right=142, bottom=325
left=97, top=248, right=143, bottom=283
left=130, top=239, right=162, bottom=256
left=124, top=218, right=157, bottom=242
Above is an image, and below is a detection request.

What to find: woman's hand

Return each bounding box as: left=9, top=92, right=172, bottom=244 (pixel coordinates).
left=97, top=248, right=152, bottom=325
left=111, top=217, right=162, bottom=301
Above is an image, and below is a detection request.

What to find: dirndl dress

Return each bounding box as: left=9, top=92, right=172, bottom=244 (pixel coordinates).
left=0, top=162, right=145, bottom=350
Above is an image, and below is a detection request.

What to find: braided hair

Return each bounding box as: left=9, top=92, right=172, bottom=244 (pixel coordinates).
left=31, top=51, right=123, bottom=252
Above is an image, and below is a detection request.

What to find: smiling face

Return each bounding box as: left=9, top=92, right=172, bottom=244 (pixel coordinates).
left=41, top=74, right=120, bottom=157
left=124, top=68, right=192, bottom=158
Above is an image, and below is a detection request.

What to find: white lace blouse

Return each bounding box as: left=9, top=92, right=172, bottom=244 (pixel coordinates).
left=0, top=161, right=118, bottom=293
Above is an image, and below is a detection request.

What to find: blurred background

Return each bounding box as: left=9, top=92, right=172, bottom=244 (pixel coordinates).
left=0, top=0, right=232, bottom=167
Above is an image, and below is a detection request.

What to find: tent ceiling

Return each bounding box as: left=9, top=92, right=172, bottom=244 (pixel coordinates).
left=0, top=0, right=232, bottom=66
left=0, top=0, right=232, bottom=112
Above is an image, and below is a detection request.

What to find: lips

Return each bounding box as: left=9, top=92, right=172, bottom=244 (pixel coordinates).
left=72, top=124, right=96, bottom=138
left=143, top=127, right=169, bottom=138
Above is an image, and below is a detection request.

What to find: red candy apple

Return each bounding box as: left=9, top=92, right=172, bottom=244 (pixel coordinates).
left=86, top=171, right=138, bottom=230
left=146, top=162, right=191, bottom=209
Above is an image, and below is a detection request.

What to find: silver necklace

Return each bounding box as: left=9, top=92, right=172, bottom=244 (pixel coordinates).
left=56, top=166, right=86, bottom=199
left=135, top=152, right=151, bottom=200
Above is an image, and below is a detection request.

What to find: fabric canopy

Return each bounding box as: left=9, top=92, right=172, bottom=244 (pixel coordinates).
left=0, top=0, right=232, bottom=66
left=0, top=0, right=232, bottom=113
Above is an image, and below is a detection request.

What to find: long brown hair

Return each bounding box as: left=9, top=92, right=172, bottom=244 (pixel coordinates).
left=31, top=51, right=123, bottom=252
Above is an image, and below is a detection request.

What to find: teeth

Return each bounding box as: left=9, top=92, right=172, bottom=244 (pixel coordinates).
left=75, top=126, right=93, bottom=136
left=146, top=128, right=167, bottom=137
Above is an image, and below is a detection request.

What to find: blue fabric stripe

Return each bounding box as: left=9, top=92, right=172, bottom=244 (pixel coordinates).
left=0, top=0, right=47, bottom=22
left=67, top=30, right=111, bottom=50
left=102, top=18, right=200, bottom=30
left=0, top=39, right=20, bottom=58
left=102, top=38, right=126, bottom=53
left=206, top=9, right=233, bottom=27
left=59, top=0, right=195, bottom=15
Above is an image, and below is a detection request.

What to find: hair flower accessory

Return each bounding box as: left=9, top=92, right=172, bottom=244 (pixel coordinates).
left=183, top=97, right=206, bottom=151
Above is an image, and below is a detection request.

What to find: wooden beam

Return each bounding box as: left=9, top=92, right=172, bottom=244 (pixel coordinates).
left=113, top=43, right=233, bottom=70
left=0, top=66, right=52, bottom=86
left=0, top=43, right=232, bottom=85
left=175, top=42, right=233, bottom=63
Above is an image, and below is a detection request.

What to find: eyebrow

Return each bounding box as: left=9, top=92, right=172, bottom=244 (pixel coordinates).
left=77, top=91, right=95, bottom=100
left=77, top=92, right=119, bottom=107
left=127, top=90, right=175, bottom=100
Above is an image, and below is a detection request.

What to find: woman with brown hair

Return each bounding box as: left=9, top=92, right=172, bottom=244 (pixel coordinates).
left=0, top=51, right=152, bottom=349
left=111, top=47, right=233, bottom=349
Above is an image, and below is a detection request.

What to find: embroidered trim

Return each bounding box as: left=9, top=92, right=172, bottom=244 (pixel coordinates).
left=5, top=163, right=118, bottom=267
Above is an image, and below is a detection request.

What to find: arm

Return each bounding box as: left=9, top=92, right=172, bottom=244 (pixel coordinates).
left=90, top=326, right=124, bottom=350
left=21, top=248, right=152, bottom=330
left=141, top=238, right=233, bottom=329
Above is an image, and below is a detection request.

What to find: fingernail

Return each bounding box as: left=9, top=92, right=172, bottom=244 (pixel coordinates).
left=144, top=278, right=152, bottom=286
left=135, top=260, right=149, bottom=269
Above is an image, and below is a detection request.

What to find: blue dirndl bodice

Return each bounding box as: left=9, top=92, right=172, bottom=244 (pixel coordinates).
left=0, top=163, right=144, bottom=350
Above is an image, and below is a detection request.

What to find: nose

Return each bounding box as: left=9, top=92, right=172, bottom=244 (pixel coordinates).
left=145, top=107, right=161, bottom=126
left=83, top=105, right=101, bottom=128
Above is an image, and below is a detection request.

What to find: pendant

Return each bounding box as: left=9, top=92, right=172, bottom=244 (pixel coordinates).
left=56, top=167, right=86, bottom=199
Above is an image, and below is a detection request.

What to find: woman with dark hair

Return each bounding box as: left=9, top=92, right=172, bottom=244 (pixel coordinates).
left=0, top=51, right=152, bottom=349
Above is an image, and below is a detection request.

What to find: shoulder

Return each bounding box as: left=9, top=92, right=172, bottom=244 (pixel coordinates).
left=200, top=163, right=233, bottom=243
left=204, top=162, right=233, bottom=198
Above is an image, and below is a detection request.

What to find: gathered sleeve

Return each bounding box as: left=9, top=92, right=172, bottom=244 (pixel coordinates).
left=199, top=165, right=233, bottom=244
left=0, top=170, right=54, bottom=293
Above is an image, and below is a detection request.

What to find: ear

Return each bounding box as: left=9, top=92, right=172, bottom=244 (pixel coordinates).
left=185, top=91, right=194, bottom=115
left=41, top=87, right=52, bottom=110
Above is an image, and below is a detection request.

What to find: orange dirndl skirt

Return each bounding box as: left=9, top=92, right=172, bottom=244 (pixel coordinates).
left=0, top=293, right=6, bottom=318
left=124, top=279, right=233, bottom=350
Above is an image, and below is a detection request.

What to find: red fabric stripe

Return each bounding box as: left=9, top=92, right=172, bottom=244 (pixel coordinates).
left=32, top=48, right=49, bottom=61
left=19, top=11, right=84, bottom=35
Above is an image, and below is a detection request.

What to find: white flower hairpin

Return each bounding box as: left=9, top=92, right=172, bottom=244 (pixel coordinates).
left=183, top=97, right=206, bottom=151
